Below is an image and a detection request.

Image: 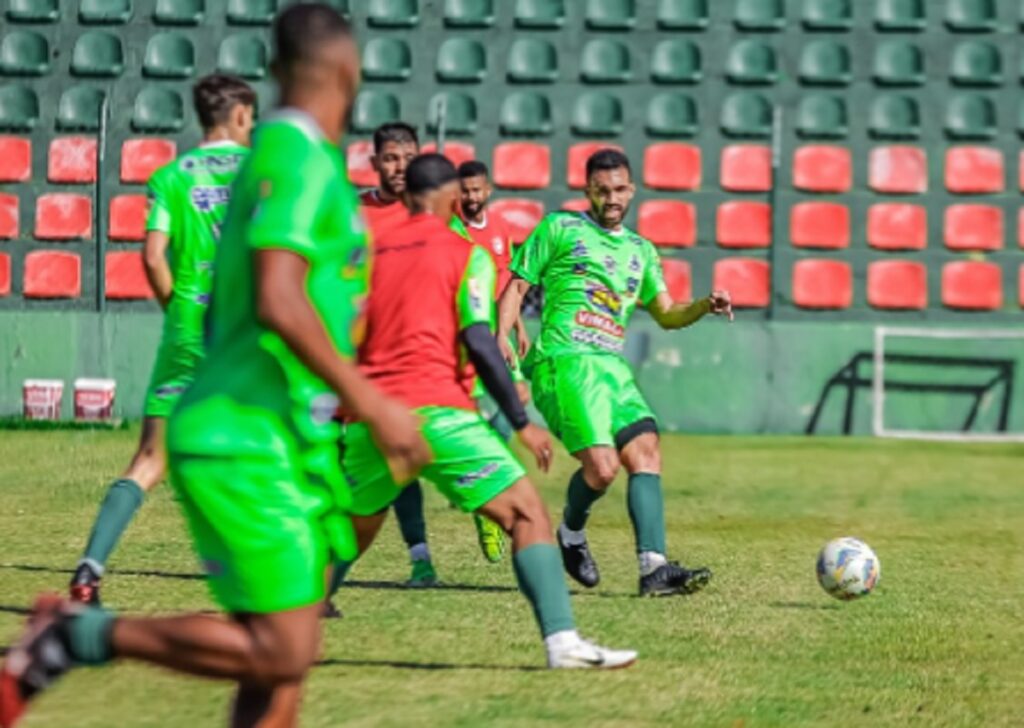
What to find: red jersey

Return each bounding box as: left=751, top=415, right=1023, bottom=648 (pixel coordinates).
left=357, top=214, right=497, bottom=411
left=464, top=211, right=513, bottom=296
left=359, top=189, right=409, bottom=240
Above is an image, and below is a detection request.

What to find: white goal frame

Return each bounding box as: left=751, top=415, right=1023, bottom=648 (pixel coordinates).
left=872, top=326, right=1024, bottom=443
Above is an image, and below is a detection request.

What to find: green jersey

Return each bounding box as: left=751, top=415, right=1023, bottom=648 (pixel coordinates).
left=168, top=111, right=371, bottom=457
left=511, top=211, right=667, bottom=363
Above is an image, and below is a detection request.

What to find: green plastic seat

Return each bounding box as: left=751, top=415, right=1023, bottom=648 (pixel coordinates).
left=950, top=41, right=1002, bottom=87
left=154, top=0, right=204, bottom=25
left=945, top=94, right=996, bottom=140
left=796, top=95, right=847, bottom=139
left=217, top=35, right=267, bottom=80
left=875, top=0, right=925, bottom=31
left=868, top=95, right=920, bottom=140
left=802, top=0, right=852, bottom=30
left=580, top=39, right=631, bottom=84
left=873, top=41, right=924, bottom=86
left=734, top=0, right=784, bottom=30
left=6, top=0, right=59, bottom=22
left=436, top=38, right=486, bottom=83
left=71, top=31, right=124, bottom=77
left=1017, top=98, right=1024, bottom=138
left=132, top=87, right=184, bottom=132
left=726, top=40, right=777, bottom=85
left=572, top=93, right=622, bottom=137
left=57, top=87, right=106, bottom=131
left=499, top=92, right=552, bottom=136
left=585, top=0, right=636, bottom=30
left=646, top=93, right=697, bottom=137
left=427, top=92, right=477, bottom=135
left=799, top=41, right=851, bottom=86
left=507, top=38, right=557, bottom=83
left=143, top=33, right=195, bottom=79
left=656, top=0, right=708, bottom=29
left=362, top=38, right=411, bottom=81
left=226, top=0, right=275, bottom=26
left=514, top=0, right=564, bottom=29
left=80, top=0, right=132, bottom=24
left=720, top=92, right=772, bottom=138
left=0, top=31, right=50, bottom=76
left=650, top=40, right=701, bottom=84
left=945, top=0, right=995, bottom=32
left=444, top=0, right=494, bottom=27
left=0, top=85, right=39, bottom=131
left=368, top=0, right=419, bottom=28
left=350, top=91, right=400, bottom=133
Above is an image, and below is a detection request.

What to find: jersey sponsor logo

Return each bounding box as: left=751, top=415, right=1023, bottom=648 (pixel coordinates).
left=560, top=217, right=584, bottom=229
left=629, top=254, right=641, bottom=272
left=572, top=262, right=588, bottom=275
left=571, top=327, right=624, bottom=353
left=455, top=461, right=500, bottom=488
left=181, top=153, right=245, bottom=175
left=575, top=310, right=625, bottom=338
left=626, top=277, right=639, bottom=295
left=341, top=244, right=369, bottom=280
left=190, top=185, right=231, bottom=213
left=585, top=282, right=622, bottom=316
left=468, top=277, right=486, bottom=312
left=603, top=256, right=617, bottom=275
left=570, top=240, right=589, bottom=258
left=310, top=393, right=341, bottom=425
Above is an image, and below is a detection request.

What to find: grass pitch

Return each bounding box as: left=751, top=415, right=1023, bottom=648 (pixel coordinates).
left=1, top=428, right=1022, bottom=727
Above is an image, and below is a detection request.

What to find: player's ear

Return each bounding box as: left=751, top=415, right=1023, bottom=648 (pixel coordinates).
left=370, top=154, right=380, bottom=172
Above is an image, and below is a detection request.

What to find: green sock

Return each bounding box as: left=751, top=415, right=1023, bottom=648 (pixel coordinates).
left=513, top=544, right=576, bottom=638
left=563, top=469, right=604, bottom=531
left=64, top=607, right=115, bottom=665
left=328, top=559, right=354, bottom=597
left=392, top=480, right=427, bottom=551
left=627, top=472, right=667, bottom=554
left=82, top=479, right=145, bottom=572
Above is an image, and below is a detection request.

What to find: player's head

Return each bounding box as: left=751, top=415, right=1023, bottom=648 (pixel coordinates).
left=372, top=122, right=420, bottom=198
left=192, top=74, right=257, bottom=146
left=457, top=160, right=492, bottom=221
left=404, top=153, right=460, bottom=220
left=585, top=148, right=635, bottom=229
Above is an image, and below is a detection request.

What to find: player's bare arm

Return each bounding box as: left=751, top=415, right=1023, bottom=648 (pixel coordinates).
left=498, top=276, right=531, bottom=362
left=142, top=230, right=173, bottom=309
left=647, top=289, right=734, bottom=329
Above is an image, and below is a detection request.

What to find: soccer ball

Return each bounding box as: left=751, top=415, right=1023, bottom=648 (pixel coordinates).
left=816, top=537, right=880, bottom=600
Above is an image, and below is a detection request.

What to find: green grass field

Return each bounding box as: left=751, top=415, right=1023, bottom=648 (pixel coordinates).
left=1, top=428, right=1022, bottom=727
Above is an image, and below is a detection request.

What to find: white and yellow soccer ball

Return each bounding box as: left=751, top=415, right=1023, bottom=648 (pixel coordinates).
left=816, top=537, right=880, bottom=600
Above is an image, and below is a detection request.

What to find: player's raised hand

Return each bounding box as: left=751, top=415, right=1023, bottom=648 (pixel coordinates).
left=366, top=397, right=432, bottom=483
left=517, top=423, right=554, bottom=473
left=708, top=290, right=734, bottom=322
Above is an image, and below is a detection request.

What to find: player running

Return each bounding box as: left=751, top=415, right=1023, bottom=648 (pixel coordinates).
left=68, top=73, right=256, bottom=605
left=0, top=6, right=429, bottom=727
left=497, top=148, right=733, bottom=597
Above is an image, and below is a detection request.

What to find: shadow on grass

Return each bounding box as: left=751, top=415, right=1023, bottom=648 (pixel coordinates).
left=316, top=657, right=543, bottom=672
left=769, top=600, right=840, bottom=610
left=1, top=563, right=205, bottom=581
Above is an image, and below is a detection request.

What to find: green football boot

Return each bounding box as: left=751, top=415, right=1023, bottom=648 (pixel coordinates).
left=406, top=558, right=438, bottom=588
left=474, top=513, right=506, bottom=564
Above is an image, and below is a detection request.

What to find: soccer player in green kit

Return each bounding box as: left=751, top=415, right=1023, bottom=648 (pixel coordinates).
left=0, top=6, right=429, bottom=727
left=498, top=149, right=733, bottom=597
left=69, top=73, right=257, bottom=605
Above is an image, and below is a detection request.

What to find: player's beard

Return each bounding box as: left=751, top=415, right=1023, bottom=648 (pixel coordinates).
left=380, top=175, right=405, bottom=198
left=462, top=200, right=483, bottom=219
left=596, top=202, right=628, bottom=229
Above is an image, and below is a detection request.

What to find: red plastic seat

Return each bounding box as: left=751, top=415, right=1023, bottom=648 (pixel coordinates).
left=561, top=198, right=590, bottom=212
left=23, top=251, right=81, bottom=299
left=716, top=201, right=771, bottom=248
left=713, top=257, right=770, bottom=308
left=642, top=143, right=701, bottom=191
left=421, top=141, right=476, bottom=170
left=1019, top=265, right=1024, bottom=308
left=0, top=136, right=31, bottom=182
left=867, top=260, right=927, bottom=310
left=0, top=253, right=10, bottom=297
left=867, top=203, right=926, bottom=250
left=492, top=142, right=551, bottom=190
left=567, top=142, right=623, bottom=189
left=1019, top=208, right=1024, bottom=249
left=48, top=137, right=98, bottom=183
left=720, top=144, right=771, bottom=192
left=105, top=251, right=154, bottom=299
left=108, top=195, right=148, bottom=241
left=346, top=140, right=377, bottom=187
left=793, top=145, right=851, bottom=192
left=35, top=193, right=92, bottom=240
left=638, top=200, right=695, bottom=247
left=942, top=261, right=1002, bottom=310
left=792, top=259, right=852, bottom=309
left=661, top=258, right=692, bottom=302
left=790, top=202, right=849, bottom=249
left=0, top=194, right=18, bottom=239
left=945, top=146, right=1003, bottom=194
left=489, top=198, right=544, bottom=243
left=944, top=204, right=1003, bottom=251
left=120, top=139, right=176, bottom=184
left=868, top=146, right=927, bottom=194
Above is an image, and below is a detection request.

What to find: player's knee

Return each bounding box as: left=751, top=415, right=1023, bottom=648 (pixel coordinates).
left=586, top=459, right=620, bottom=489
left=622, top=434, right=661, bottom=474
left=246, top=623, right=317, bottom=683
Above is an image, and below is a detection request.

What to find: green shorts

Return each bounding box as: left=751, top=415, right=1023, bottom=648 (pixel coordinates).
left=342, top=406, right=526, bottom=516
left=531, top=355, right=657, bottom=454
left=143, top=333, right=203, bottom=418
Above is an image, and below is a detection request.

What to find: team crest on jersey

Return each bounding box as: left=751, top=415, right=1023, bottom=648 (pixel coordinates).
left=586, top=282, right=622, bottom=316
left=190, top=185, right=231, bottom=212
left=603, top=256, right=617, bottom=275
left=491, top=236, right=504, bottom=255
left=573, top=262, right=588, bottom=275
left=570, top=240, right=588, bottom=258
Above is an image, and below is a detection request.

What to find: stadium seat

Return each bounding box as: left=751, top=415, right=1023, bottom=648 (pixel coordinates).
left=646, top=93, right=697, bottom=138
left=492, top=142, right=550, bottom=189
left=57, top=87, right=106, bottom=132
left=561, top=198, right=590, bottom=212
left=368, top=0, right=419, bottom=27
left=217, top=35, right=267, bottom=80
left=6, top=0, right=59, bottom=22
left=143, top=33, right=194, bottom=79
left=120, top=139, right=176, bottom=184
left=869, top=95, right=920, bottom=140
left=108, top=194, right=147, bottom=241
left=874, top=0, right=925, bottom=31
left=362, top=38, right=411, bottom=81
left=580, top=40, right=631, bottom=84
left=1020, top=265, right=1024, bottom=308
left=79, top=0, right=132, bottom=24
left=720, top=92, right=772, bottom=138
left=0, top=253, right=9, bottom=297
left=650, top=40, right=701, bottom=85
left=638, top=200, right=695, bottom=247
left=792, top=259, right=852, bottom=309
left=950, top=42, right=1002, bottom=87
left=945, top=147, right=1003, bottom=194
left=796, top=95, right=847, bottom=139
left=132, top=87, right=184, bottom=133
left=105, top=251, right=153, bottom=299
left=585, top=0, right=635, bottom=30
left=873, top=41, right=924, bottom=86
left=1019, top=207, right=1024, bottom=247
left=345, top=140, right=376, bottom=187
left=945, top=94, right=996, bottom=141
left=426, top=92, right=476, bottom=135
left=720, top=144, right=771, bottom=192
left=420, top=141, right=476, bottom=169
left=713, top=258, right=771, bottom=308
left=23, top=251, right=81, bottom=298
left=35, top=194, right=91, bottom=239
left=0, top=86, right=39, bottom=132
left=444, top=0, right=493, bottom=27
left=793, top=145, right=851, bottom=192
left=350, top=90, right=399, bottom=134
left=867, top=203, right=927, bottom=250
left=154, top=0, right=204, bottom=25
left=799, top=41, right=851, bottom=86
left=942, top=261, right=1002, bottom=310
left=0, top=31, right=50, bottom=76
left=514, top=0, right=564, bottom=28
left=489, top=198, right=544, bottom=243
left=657, top=0, right=708, bottom=30
left=716, top=201, right=770, bottom=248
left=726, top=40, right=778, bottom=85
left=643, top=143, right=700, bottom=191
left=867, top=260, right=927, bottom=310
left=790, top=202, right=850, bottom=249
left=868, top=146, right=927, bottom=194
left=944, top=205, right=1003, bottom=251
left=571, top=93, right=622, bottom=137
left=0, top=194, right=18, bottom=238
left=661, top=258, right=692, bottom=302
left=946, top=0, right=996, bottom=31
left=802, top=0, right=852, bottom=30
left=507, top=38, right=557, bottom=84
left=226, top=0, right=274, bottom=25
left=734, top=0, right=783, bottom=30
left=567, top=142, right=622, bottom=189
left=48, top=137, right=98, bottom=184
left=0, top=137, right=31, bottom=182
left=499, top=92, right=552, bottom=136
left=436, top=38, right=486, bottom=83
left=71, top=31, right=124, bottom=77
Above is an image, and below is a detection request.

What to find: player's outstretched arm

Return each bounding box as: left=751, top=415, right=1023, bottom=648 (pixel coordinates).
left=648, top=290, right=734, bottom=330
left=143, top=230, right=174, bottom=308
left=498, top=277, right=531, bottom=363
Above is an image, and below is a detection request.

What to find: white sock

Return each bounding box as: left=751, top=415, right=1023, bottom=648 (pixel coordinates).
left=639, top=551, right=667, bottom=577
left=544, top=629, right=581, bottom=652
left=409, top=542, right=430, bottom=562
left=558, top=522, right=586, bottom=546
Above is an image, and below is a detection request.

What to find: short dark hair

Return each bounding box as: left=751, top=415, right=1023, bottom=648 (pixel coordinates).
left=406, top=153, right=458, bottom=195
left=458, top=160, right=489, bottom=180
left=274, top=2, right=352, bottom=68
left=373, top=122, right=418, bottom=154
left=192, top=74, right=257, bottom=130
left=585, top=148, right=631, bottom=181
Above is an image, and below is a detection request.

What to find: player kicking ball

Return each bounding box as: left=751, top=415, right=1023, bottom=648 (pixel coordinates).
left=68, top=73, right=256, bottom=605
left=337, top=153, right=637, bottom=669
left=498, top=149, right=733, bottom=597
